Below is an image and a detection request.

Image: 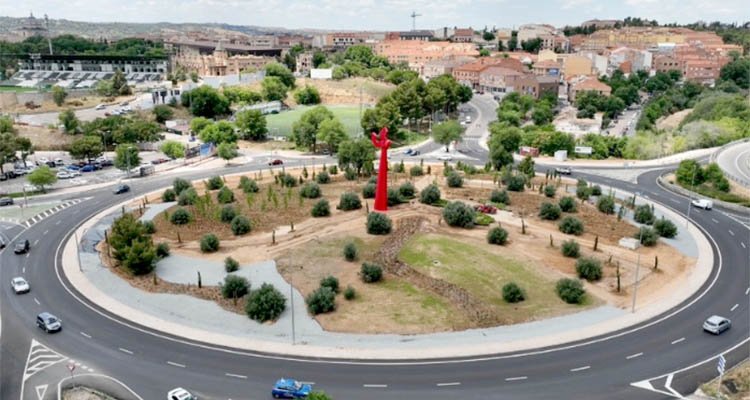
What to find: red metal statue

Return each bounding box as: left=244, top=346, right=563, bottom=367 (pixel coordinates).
left=371, top=127, right=391, bottom=212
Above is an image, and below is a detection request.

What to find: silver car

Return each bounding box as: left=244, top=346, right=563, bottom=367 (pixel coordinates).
left=11, top=277, right=30, bottom=294
left=703, top=315, right=731, bottom=335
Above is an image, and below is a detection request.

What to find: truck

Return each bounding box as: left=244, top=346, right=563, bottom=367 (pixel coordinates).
left=138, top=165, right=155, bottom=177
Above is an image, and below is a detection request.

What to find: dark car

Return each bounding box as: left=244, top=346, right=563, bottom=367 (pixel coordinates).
left=268, top=159, right=284, bottom=166
left=80, top=164, right=95, bottom=172
left=0, top=197, right=13, bottom=206
left=113, top=184, right=130, bottom=194
left=36, top=312, right=62, bottom=333
left=14, top=239, right=30, bottom=254
left=0, top=236, right=6, bottom=249
left=99, top=159, right=113, bottom=167
left=272, top=378, right=312, bottom=399
left=151, top=158, right=169, bottom=165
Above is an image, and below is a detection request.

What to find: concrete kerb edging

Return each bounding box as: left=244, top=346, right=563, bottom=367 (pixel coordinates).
left=61, top=166, right=715, bottom=360
left=57, top=374, right=144, bottom=400
left=710, top=138, right=750, bottom=187
left=657, top=175, right=749, bottom=213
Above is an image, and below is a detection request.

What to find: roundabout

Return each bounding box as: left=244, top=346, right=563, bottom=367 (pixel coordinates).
left=1, top=151, right=747, bottom=400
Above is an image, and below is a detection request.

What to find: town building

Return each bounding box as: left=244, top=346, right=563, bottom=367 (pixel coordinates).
left=165, top=39, right=283, bottom=57
left=312, top=32, right=384, bottom=49
left=581, top=19, right=622, bottom=29
left=517, top=24, right=557, bottom=45
left=561, top=54, right=593, bottom=78
left=386, top=30, right=435, bottom=41
left=374, top=40, right=478, bottom=73
left=452, top=28, right=475, bottom=43
left=452, top=57, right=526, bottom=89
left=421, top=57, right=475, bottom=81
left=296, top=53, right=313, bottom=76
left=567, top=75, right=611, bottom=101
left=171, top=41, right=274, bottom=76
left=532, top=60, right=562, bottom=78
left=19, top=12, right=48, bottom=39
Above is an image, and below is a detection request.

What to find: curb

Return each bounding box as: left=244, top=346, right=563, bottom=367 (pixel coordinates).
left=59, top=168, right=715, bottom=360
left=657, top=176, right=748, bottom=213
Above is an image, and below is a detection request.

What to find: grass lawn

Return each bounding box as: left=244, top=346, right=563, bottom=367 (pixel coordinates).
left=266, top=105, right=369, bottom=138
left=0, top=86, right=39, bottom=93
left=399, top=234, right=593, bottom=322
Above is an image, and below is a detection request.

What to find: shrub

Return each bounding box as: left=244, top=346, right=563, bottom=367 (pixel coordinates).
left=539, top=202, right=562, bottom=220
left=217, top=186, right=235, bottom=204
left=561, top=240, right=580, bottom=258
left=443, top=201, right=476, bottom=228
left=559, top=216, right=584, bottom=235
left=142, top=220, right=156, bottom=234
left=362, top=182, right=376, bottom=199
left=360, top=263, right=383, bottom=283
left=591, top=185, right=602, bottom=196
left=170, top=208, right=191, bottom=225
left=490, top=189, right=510, bottom=205
left=178, top=188, right=198, bottom=206
left=559, top=196, right=577, bottom=212
left=245, top=283, right=286, bottom=322
left=320, top=275, right=340, bottom=293
left=398, top=182, right=416, bottom=198
left=635, top=226, right=659, bottom=246
left=162, top=188, right=176, bottom=202
left=634, top=204, right=655, bottom=225
left=231, top=215, right=252, bottom=235
left=328, top=165, right=338, bottom=175
left=387, top=187, right=403, bottom=206
left=200, top=234, right=220, bottom=253
left=596, top=196, right=615, bottom=214
left=225, top=256, right=240, bottom=272
left=221, top=275, right=249, bottom=299
left=576, top=184, right=591, bottom=200
left=156, top=242, right=170, bottom=258
left=278, top=173, right=297, bottom=187
left=507, top=175, right=526, bottom=192
left=338, top=192, right=362, bottom=211
left=316, top=170, right=331, bottom=184
left=502, top=282, right=525, bottom=303
left=653, top=217, right=678, bottom=238
left=419, top=184, right=441, bottom=205
left=306, top=286, right=336, bottom=314
left=220, top=205, right=237, bottom=223
left=576, top=257, right=602, bottom=281
left=207, top=176, right=224, bottom=190
left=239, top=176, right=259, bottom=193
left=344, top=167, right=357, bottom=180
left=300, top=182, right=322, bottom=199
left=343, top=286, right=356, bottom=300
left=556, top=278, right=586, bottom=304
left=487, top=227, right=509, bottom=245
left=311, top=199, right=331, bottom=217
left=173, top=178, right=192, bottom=195
left=343, top=242, right=358, bottom=261
left=366, top=212, right=392, bottom=234
left=410, top=165, right=424, bottom=177
left=446, top=172, right=464, bottom=188
left=544, top=184, right=556, bottom=198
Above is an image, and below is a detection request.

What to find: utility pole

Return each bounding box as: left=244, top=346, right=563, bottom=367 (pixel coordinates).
left=685, top=166, right=697, bottom=227
left=631, top=224, right=645, bottom=313
left=290, top=254, right=296, bottom=345
left=44, top=14, right=53, bottom=55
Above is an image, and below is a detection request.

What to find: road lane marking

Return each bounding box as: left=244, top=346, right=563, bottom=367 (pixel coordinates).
left=626, top=352, right=643, bottom=360
left=363, top=384, right=388, bottom=388
left=742, top=242, right=747, bottom=249
left=26, top=253, right=30, bottom=258
left=33, top=298, right=40, bottom=305
left=670, top=199, right=680, bottom=204
left=671, top=338, right=685, bottom=345
left=225, top=373, right=247, bottom=379
left=33, top=240, right=38, bottom=246
left=167, top=361, right=185, bottom=368
left=746, top=287, right=749, bottom=295
left=43, top=230, right=48, bottom=235
left=22, top=267, right=25, bottom=273
left=731, top=304, right=739, bottom=312
left=436, top=382, right=461, bottom=386
left=118, top=348, right=133, bottom=355
left=570, top=366, right=590, bottom=372
left=505, top=376, right=527, bottom=381
left=79, top=332, right=91, bottom=339
left=712, top=218, right=719, bottom=224
left=55, top=221, right=61, bottom=225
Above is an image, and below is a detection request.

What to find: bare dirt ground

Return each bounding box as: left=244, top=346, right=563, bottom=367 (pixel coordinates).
left=6, top=93, right=133, bottom=114
left=16, top=124, right=75, bottom=151
left=63, top=387, right=117, bottom=400
left=244, top=77, right=394, bottom=106
left=656, top=108, right=693, bottom=131
left=114, top=166, right=695, bottom=334
left=700, top=359, right=750, bottom=399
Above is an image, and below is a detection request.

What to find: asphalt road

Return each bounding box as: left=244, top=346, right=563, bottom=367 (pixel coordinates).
left=716, top=141, right=750, bottom=187
left=0, top=96, right=748, bottom=400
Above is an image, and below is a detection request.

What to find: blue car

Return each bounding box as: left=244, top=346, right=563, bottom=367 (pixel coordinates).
left=271, top=378, right=312, bottom=399
left=66, top=165, right=80, bottom=171
left=80, top=164, right=95, bottom=172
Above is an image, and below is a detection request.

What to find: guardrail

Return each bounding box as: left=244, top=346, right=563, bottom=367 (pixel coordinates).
left=657, top=175, right=749, bottom=213
left=710, top=138, right=750, bottom=187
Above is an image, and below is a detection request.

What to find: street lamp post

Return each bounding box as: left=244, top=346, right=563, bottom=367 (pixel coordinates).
left=631, top=222, right=645, bottom=313
left=290, top=255, right=296, bottom=345
left=685, top=166, right=698, bottom=227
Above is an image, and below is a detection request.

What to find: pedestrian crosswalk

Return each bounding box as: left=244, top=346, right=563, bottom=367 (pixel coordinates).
left=22, top=198, right=88, bottom=228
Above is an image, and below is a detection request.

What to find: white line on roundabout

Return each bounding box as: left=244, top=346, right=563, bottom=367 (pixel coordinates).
left=626, top=352, right=643, bottom=360
left=671, top=338, right=685, bottom=345
left=166, top=361, right=185, bottom=368
left=570, top=366, right=590, bottom=372
left=436, top=382, right=461, bottom=386
left=505, top=376, right=527, bottom=381
left=48, top=169, right=727, bottom=366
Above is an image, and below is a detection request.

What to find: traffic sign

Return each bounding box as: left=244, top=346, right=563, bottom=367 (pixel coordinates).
left=67, top=363, right=75, bottom=372
left=717, top=355, right=726, bottom=374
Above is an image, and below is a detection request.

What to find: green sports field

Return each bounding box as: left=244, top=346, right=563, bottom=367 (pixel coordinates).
left=266, top=105, right=372, bottom=138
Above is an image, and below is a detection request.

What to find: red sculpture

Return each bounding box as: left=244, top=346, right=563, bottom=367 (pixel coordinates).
left=371, top=127, right=391, bottom=212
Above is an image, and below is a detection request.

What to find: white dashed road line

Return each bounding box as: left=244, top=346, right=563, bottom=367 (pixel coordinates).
left=119, top=348, right=133, bottom=355
left=79, top=332, right=92, bottom=339
left=505, top=376, right=528, bottom=381
left=671, top=338, right=685, bottom=345
left=712, top=218, right=719, bottom=224
left=167, top=361, right=185, bottom=368
left=33, top=298, right=40, bottom=305
left=731, top=304, right=739, bottom=312
left=729, top=230, right=735, bottom=236
left=742, top=242, right=747, bottom=249
left=55, top=221, right=61, bottom=225
left=32, top=240, right=38, bottom=246
left=746, top=287, right=750, bottom=295
left=570, top=366, right=590, bottom=372
left=626, top=352, right=643, bottom=360
left=436, top=382, right=461, bottom=387
left=225, top=373, right=247, bottom=379
left=43, top=230, right=48, bottom=235
left=363, top=384, right=388, bottom=388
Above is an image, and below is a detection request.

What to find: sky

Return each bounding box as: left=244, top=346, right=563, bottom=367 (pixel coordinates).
left=2, top=0, right=749, bottom=31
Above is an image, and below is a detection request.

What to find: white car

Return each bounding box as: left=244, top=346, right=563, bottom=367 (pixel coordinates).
left=691, top=199, right=713, bottom=210
left=56, top=171, right=72, bottom=179
left=11, top=277, right=30, bottom=294
left=703, top=315, right=731, bottom=335
left=167, top=387, right=196, bottom=400
left=37, top=157, right=49, bottom=164
left=54, top=158, right=65, bottom=166
left=437, top=154, right=453, bottom=161
left=68, top=169, right=81, bottom=177
left=95, top=104, right=106, bottom=110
